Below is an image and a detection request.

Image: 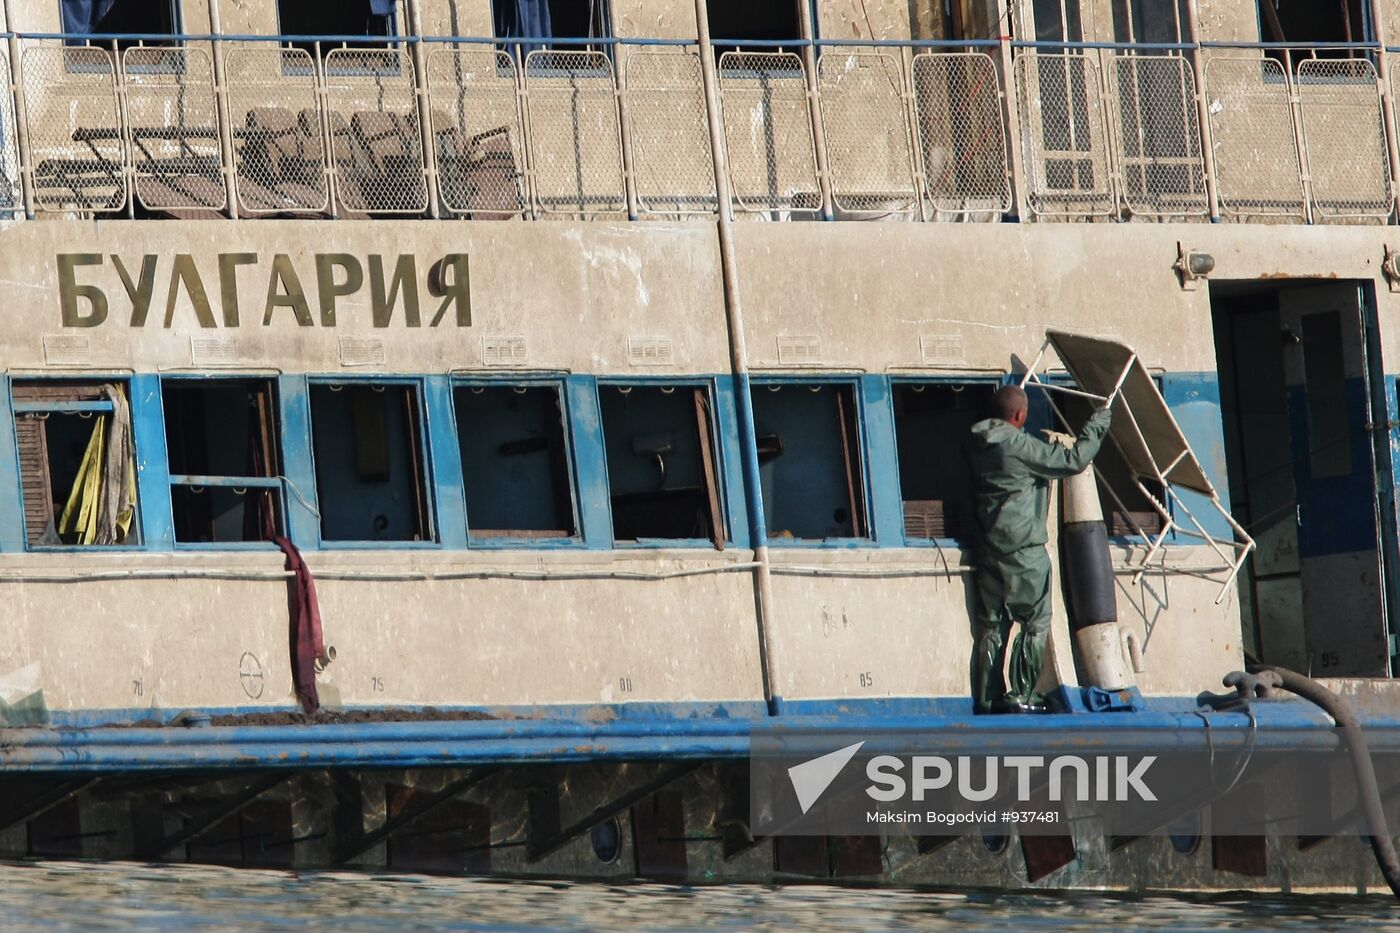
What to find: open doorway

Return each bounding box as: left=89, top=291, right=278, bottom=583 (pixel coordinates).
left=1211, top=280, right=1395, bottom=676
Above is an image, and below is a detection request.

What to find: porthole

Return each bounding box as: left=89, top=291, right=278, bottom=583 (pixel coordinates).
left=591, top=816, right=622, bottom=864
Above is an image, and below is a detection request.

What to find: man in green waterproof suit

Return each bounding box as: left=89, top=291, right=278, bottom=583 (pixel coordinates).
left=965, top=385, right=1112, bottom=714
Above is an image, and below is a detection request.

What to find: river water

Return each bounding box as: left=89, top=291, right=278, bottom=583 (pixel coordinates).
left=1, top=861, right=1399, bottom=932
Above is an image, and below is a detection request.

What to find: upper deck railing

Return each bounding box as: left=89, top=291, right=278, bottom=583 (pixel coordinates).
left=0, top=31, right=1396, bottom=226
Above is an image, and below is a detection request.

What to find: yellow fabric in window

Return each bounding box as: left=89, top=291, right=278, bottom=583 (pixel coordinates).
left=54, top=385, right=137, bottom=546
left=58, top=416, right=105, bottom=545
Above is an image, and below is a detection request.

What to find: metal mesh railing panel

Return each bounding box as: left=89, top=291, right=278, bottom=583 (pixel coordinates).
left=718, top=51, right=821, bottom=215
left=1014, top=52, right=1113, bottom=217
left=524, top=50, right=627, bottom=217
left=0, top=48, right=21, bottom=217
left=425, top=48, right=526, bottom=217
left=23, top=46, right=126, bottom=212
left=122, top=46, right=225, bottom=212
left=910, top=51, right=1010, bottom=216
left=1298, top=58, right=1391, bottom=219
left=1109, top=54, right=1207, bottom=218
left=816, top=49, right=917, bottom=214
left=622, top=48, right=716, bottom=215
left=225, top=46, right=329, bottom=215
left=1203, top=55, right=1305, bottom=220
left=323, top=47, right=428, bottom=214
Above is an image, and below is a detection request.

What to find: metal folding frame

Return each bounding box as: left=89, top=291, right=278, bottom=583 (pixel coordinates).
left=1019, top=332, right=1255, bottom=604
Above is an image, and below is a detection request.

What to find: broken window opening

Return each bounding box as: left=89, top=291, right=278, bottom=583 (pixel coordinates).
left=1256, top=0, right=1368, bottom=47
left=893, top=381, right=996, bottom=543
left=454, top=383, right=577, bottom=540
left=491, top=0, right=612, bottom=54
left=310, top=382, right=434, bottom=543
left=61, top=0, right=180, bottom=49
left=751, top=382, right=868, bottom=542
left=1026, top=0, right=1084, bottom=43
left=709, top=0, right=802, bottom=56
left=13, top=380, right=139, bottom=548
left=599, top=384, right=725, bottom=547
left=1111, top=0, right=1190, bottom=44
left=163, top=379, right=283, bottom=544
left=277, top=0, right=398, bottom=56
left=1057, top=392, right=1167, bottom=539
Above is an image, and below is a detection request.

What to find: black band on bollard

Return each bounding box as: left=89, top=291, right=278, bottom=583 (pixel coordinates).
left=1063, top=521, right=1117, bottom=630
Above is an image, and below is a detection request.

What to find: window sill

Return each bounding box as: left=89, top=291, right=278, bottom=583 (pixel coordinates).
left=765, top=537, right=873, bottom=549
left=613, top=538, right=725, bottom=549
left=317, top=540, right=442, bottom=550
left=464, top=536, right=585, bottom=550
left=903, top=537, right=974, bottom=549
left=24, top=544, right=147, bottom=553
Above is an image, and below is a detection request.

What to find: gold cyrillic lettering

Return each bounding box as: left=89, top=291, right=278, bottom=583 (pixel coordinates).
left=164, top=254, right=217, bottom=328
left=217, top=253, right=258, bottom=327
left=315, top=253, right=363, bottom=327
left=57, top=254, right=108, bottom=327
left=263, top=254, right=313, bottom=327
left=112, top=254, right=157, bottom=327
left=428, top=254, right=471, bottom=327
left=369, top=255, right=420, bottom=328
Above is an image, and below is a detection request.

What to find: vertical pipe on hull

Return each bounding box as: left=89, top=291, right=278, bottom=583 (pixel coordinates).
left=795, top=0, right=834, bottom=220
left=206, top=0, right=240, bottom=218
left=405, top=0, right=442, bottom=219
left=1367, top=0, right=1400, bottom=220
left=693, top=0, right=781, bottom=713
left=1182, top=1, right=1221, bottom=221
left=1, top=0, right=33, bottom=218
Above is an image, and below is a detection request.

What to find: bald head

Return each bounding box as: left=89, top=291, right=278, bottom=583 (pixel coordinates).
left=994, top=385, right=1029, bottom=427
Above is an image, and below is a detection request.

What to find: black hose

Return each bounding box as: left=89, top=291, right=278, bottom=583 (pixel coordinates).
left=1245, top=664, right=1400, bottom=899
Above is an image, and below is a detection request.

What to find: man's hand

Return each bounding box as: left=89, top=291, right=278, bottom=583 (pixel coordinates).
left=1041, top=429, right=1074, bottom=449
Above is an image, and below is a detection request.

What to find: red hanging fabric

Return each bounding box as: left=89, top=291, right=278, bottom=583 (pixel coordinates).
left=274, top=535, right=329, bottom=715
left=241, top=386, right=327, bottom=714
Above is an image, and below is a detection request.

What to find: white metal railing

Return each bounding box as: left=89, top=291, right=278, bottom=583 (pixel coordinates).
left=2, top=34, right=1400, bottom=226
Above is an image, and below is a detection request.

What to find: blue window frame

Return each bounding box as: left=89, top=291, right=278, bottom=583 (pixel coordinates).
left=307, top=378, right=437, bottom=546
left=750, top=378, right=870, bottom=545
left=597, top=380, right=727, bottom=549
left=10, top=377, right=142, bottom=550
left=162, top=377, right=285, bottom=547
left=452, top=377, right=582, bottom=547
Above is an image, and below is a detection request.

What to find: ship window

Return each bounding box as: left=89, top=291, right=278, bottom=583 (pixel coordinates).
left=454, top=384, right=576, bottom=540
left=492, top=0, right=611, bottom=46
left=751, top=382, right=868, bottom=542
left=277, top=0, right=397, bottom=55
left=11, top=380, right=139, bottom=548
left=309, top=382, right=434, bottom=543
left=1028, top=0, right=1083, bottom=42
left=163, top=379, right=283, bottom=544
left=1057, top=393, right=1166, bottom=539
left=60, top=0, right=180, bottom=47
left=1256, top=0, right=1365, bottom=45
left=893, top=382, right=995, bottom=543
left=708, top=0, right=801, bottom=54
left=1110, top=0, right=1189, bottom=43
left=599, top=384, right=725, bottom=547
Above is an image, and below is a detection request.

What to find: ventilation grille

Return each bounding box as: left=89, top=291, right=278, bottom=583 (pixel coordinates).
left=627, top=337, right=674, bottom=367
left=777, top=335, right=822, bottom=365
left=482, top=336, right=528, bottom=367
